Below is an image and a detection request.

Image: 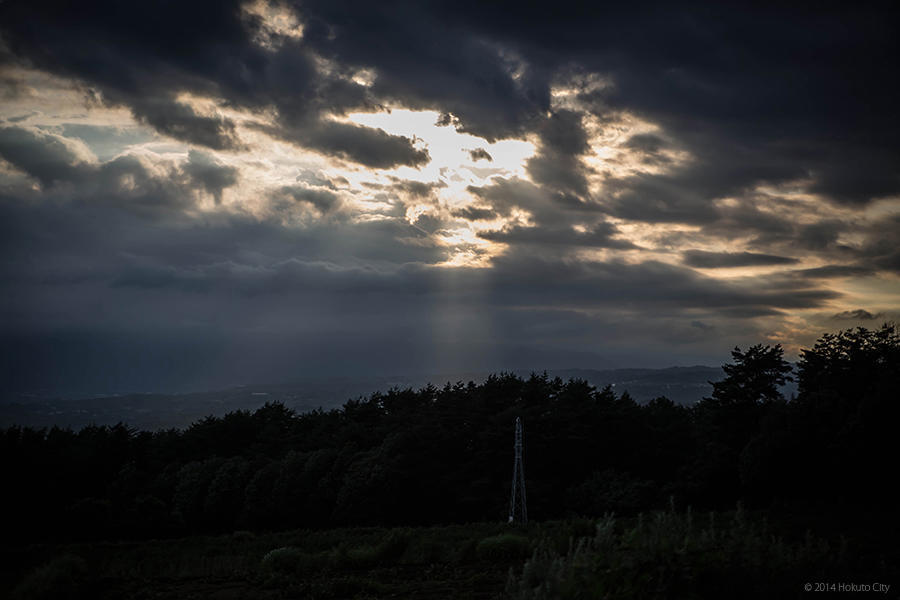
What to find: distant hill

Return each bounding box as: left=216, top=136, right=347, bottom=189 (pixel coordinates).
left=547, top=366, right=723, bottom=405
left=535, top=366, right=795, bottom=406
left=0, top=365, right=797, bottom=430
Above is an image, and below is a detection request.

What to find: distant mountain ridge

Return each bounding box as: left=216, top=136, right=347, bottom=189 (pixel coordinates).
left=548, top=366, right=722, bottom=404
left=0, top=365, right=797, bottom=431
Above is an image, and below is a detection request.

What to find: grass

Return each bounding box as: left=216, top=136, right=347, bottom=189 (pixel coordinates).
left=476, top=534, right=531, bottom=561
left=2, top=509, right=890, bottom=599
left=506, top=506, right=864, bottom=600
left=10, top=554, right=88, bottom=600
left=3, top=521, right=548, bottom=599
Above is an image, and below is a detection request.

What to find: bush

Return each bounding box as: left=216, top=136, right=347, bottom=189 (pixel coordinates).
left=260, top=546, right=329, bottom=578
left=334, top=530, right=411, bottom=569
left=506, top=508, right=846, bottom=599
left=12, top=554, right=88, bottom=600
left=476, top=534, right=531, bottom=561
left=230, top=529, right=256, bottom=542
left=373, top=529, right=410, bottom=563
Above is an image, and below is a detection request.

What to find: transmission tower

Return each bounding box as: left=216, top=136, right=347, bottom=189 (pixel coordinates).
left=508, top=416, right=528, bottom=524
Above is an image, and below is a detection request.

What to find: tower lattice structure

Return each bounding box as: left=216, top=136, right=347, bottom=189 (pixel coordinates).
left=508, top=416, right=528, bottom=524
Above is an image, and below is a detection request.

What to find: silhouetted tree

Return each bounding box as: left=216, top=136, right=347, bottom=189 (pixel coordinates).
left=3, top=326, right=897, bottom=542
left=792, top=323, right=900, bottom=503
left=692, top=344, right=793, bottom=504
left=706, top=344, right=793, bottom=407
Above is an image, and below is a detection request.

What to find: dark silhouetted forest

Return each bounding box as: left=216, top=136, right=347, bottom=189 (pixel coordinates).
left=2, top=324, right=897, bottom=544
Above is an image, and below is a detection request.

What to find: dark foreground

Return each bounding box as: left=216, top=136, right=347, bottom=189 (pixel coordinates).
left=3, top=507, right=895, bottom=600
left=3, top=325, right=897, bottom=597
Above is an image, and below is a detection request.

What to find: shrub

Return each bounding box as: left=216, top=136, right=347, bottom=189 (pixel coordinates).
left=476, top=534, right=531, bottom=561
left=375, top=529, right=410, bottom=562
left=506, top=508, right=845, bottom=599
left=260, top=546, right=328, bottom=578
left=12, top=554, right=88, bottom=600
left=334, top=530, right=411, bottom=569
left=230, top=530, right=256, bottom=542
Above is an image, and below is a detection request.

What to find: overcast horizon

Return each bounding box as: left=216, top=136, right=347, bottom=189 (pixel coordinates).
left=2, top=1, right=898, bottom=396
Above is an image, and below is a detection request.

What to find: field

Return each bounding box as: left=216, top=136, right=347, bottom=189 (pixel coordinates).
left=6, top=520, right=538, bottom=599
left=4, top=506, right=891, bottom=600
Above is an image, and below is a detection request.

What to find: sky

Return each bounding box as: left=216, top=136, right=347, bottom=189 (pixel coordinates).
left=1, top=1, right=898, bottom=394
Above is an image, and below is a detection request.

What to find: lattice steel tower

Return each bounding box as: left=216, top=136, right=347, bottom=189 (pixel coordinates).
left=508, top=416, right=528, bottom=524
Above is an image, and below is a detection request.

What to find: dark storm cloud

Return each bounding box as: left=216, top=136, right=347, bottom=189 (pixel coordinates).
left=386, top=178, right=446, bottom=198
left=537, top=110, right=589, bottom=156
left=1, top=0, right=898, bottom=391
left=468, top=148, right=493, bottom=162
left=716, top=306, right=785, bottom=318
left=296, top=2, right=551, bottom=141
left=4, top=0, right=898, bottom=199
left=873, top=251, right=900, bottom=273
left=0, top=0, right=262, bottom=113
left=623, top=133, right=665, bottom=154
left=479, top=253, right=840, bottom=313
left=478, top=222, right=636, bottom=250
left=466, top=176, right=626, bottom=257
left=707, top=198, right=795, bottom=240
left=258, top=120, right=431, bottom=169
left=0, top=168, right=851, bottom=391
left=468, top=177, right=607, bottom=231
left=0, top=0, right=429, bottom=168
left=131, top=97, right=244, bottom=151
left=295, top=168, right=349, bottom=190
left=603, top=173, right=718, bottom=225
left=580, top=6, right=898, bottom=207
left=856, top=213, right=900, bottom=274
left=0, top=126, right=92, bottom=185
left=0, top=126, right=238, bottom=216
left=440, top=2, right=898, bottom=207
left=622, top=133, right=672, bottom=166
left=796, top=220, right=846, bottom=251
left=183, top=150, right=239, bottom=204
left=278, top=185, right=342, bottom=214
left=602, top=139, right=814, bottom=225
left=0, top=188, right=838, bottom=319
left=682, top=250, right=799, bottom=269
left=451, top=206, right=498, bottom=221
left=526, top=110, right=591, bottom=198
left=792, top=265, right=874, bottom=279
left=831, top=309, right=880, bottom=321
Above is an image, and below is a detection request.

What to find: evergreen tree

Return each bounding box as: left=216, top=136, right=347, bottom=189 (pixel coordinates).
left=707, top=344, right=793, bottom=407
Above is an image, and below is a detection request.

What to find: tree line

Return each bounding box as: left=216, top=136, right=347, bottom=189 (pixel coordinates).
left=2, top=324, right=897, bottom=542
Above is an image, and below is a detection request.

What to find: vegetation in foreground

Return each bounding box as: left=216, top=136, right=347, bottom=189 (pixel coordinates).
left=5, top=507, right=879, bottom=599
left=1, top=324, right=898, bottom=597
left=507, top=506, right=867, bottom=600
